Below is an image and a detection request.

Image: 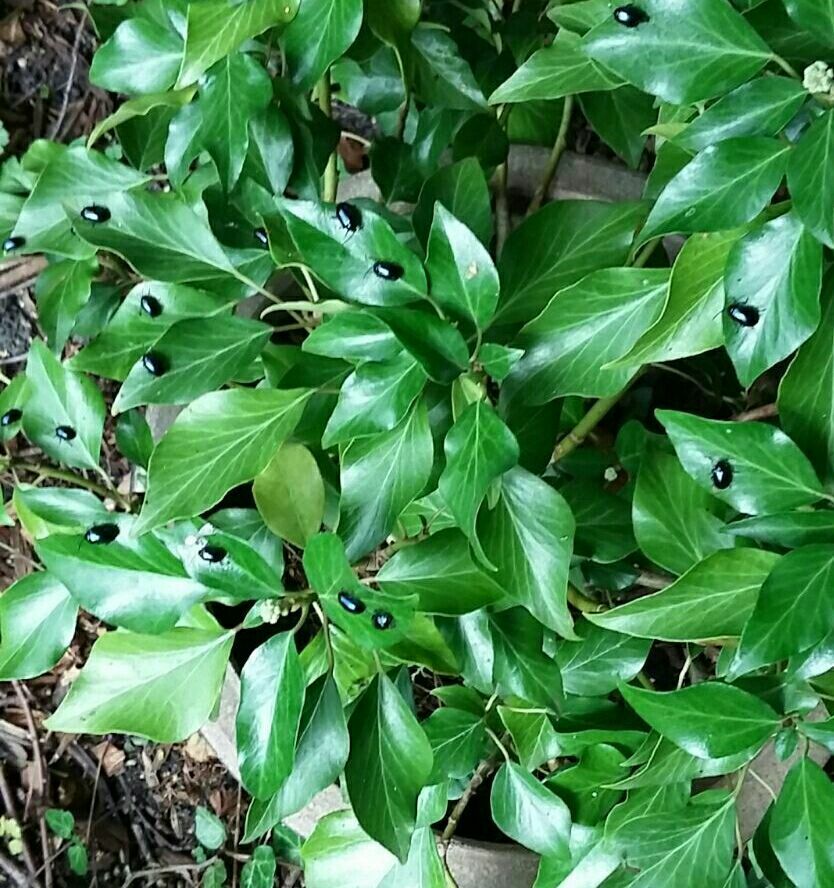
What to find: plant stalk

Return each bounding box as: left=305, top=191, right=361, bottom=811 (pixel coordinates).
left=4, top=461, right=131, bottom=510
left=318, top=71, right=339, bottom=203
left=526, top=94, right=574, bottom=216
left=551, top=384, right=630, bottom=463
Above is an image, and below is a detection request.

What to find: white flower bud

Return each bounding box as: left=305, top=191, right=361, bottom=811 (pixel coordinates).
left=803, top=61, right=834, bottom=96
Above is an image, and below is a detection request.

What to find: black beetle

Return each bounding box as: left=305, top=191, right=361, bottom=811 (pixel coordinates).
left=55, top=425, right=77, bottom=441
left=711, top=459, right=733, bottom=490
left=199, top=544, right=227, bottom=564
left=141, top=352, right=167, bottom=377
left=372, top=261, right=404, bottom=281
left=85, top=523, right=120, bottom=545
left=80, top=205, right=111, bottom=224
left=613, top=4, right=649, bottom=26
left=1, top=409, right=22, bottom=427
left=254, top=227, right=269, bottom=248
left=3, top=236, right=25, bottom=253
left=338, top=592, right=366, bottom=614
left=140, top=295, right=163, bottom=317
left=372, top=610, right=395, bottom=631
left=336, top=202, right=362, bottom=233
left=727, top=303, right=760, bottom=327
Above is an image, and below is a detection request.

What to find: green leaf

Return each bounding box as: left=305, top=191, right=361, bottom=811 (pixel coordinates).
left=270, top=198, right=427, bottom=307
left=497, top=707, right=561, bottom=771
left=13, top=486, right=108, bottom=539
left=253, top=442, right=324, bottom=548
left=241, top=845, right=276, bottom=888
left=496, top=200, right=646, bottom=326
left=730, top=544, right=834, bottom=677
left=0, top=573, right=77, bottom=680
left=237, top=632, right=305, bottom=799
left=339, top=401, right=433, bottom=561
left=799, top=717, right=834, bottom=753
left=424, top=707, right=488, bottom=781
left=583, top=0, right=771, bottom=103
left=783, top=0, right=834, bottom=47
left=376, top=529, right=504, bottom=616
left=769, top=758, right=834, bottom=888
left=244, top=675, right=348, bottom=840
left=35, top=258, right=97, bottom=353
left=344, top=673, right=433, bottom=861
left=478, top=467, right=575, bottom=637
left=178, top=0, right=300, bottom=87
left=479, top=344, right=523, bottom=381
left=195, top=806, right=226, bottom=850
left=588, top=548, right=780, bottom=642
left=555, top=621, right=650, bottom=696
left=0, top=374, right=28, bottom=443
left=89, top=87, right=197, bottom=150
left=35, top=524, right=208, bottom=633
left=438, top=400, right=519, bottom=566
left=491, top=762, right=571, bottom=856
left=282, top=0, right=363, bottom=90
left=787, top=111, right=834, bottom=248
left=411, top=25, right=487, bottom=111
left=779, top=279, right=834, bottom=483
left=621, top=683, right=780, bottom=759
left=506, top=268, right=668, bottom=403
left=322, top=352, right=426, bottom=447
left=491, top=608, right=564, bottom=712
left=425, top=204, right=499, bottom=330
left=490, top=29, right=620, bottom=104
left=115, top=409, right=154, bottom=469
left=674, top=77, right=807, bottom=152
left=46, top=627, right=233, bottom=742
left=640, top=138, right=789, bottom=243
left=45, top=809, right=75, bottom=839
left=302, top=311, right=400, bottom=364
left=657, top=410, right=825, bottom=513
left=23, top=340, right=105, bottom=470
left=633, top=446, right=737, bottom=575
left=167, top=54, right=272, bottom=192
left=728, top=511, right=834, bottom=548
left=546, top=743, right=626, bottom=824
left=378, top=826, right=447, bottom=888
left=580, top=86, right=657, bottom=169
left=723, top=212, right=822, bottom=386
left=561, top=480, right=636, bottom=564
left=113, top=316, right=270, bottom=413
left=90, top=18, right=183, bottom=95
left=136, top=388, right=310, bottom=534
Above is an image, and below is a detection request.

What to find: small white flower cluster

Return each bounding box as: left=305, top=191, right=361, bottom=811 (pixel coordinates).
left=803, top=61, right=834, bottom=96
left=258, top=598, right=303, bottom=624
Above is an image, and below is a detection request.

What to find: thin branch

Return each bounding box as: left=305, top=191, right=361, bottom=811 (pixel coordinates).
left=6, top=462, right=130, bottom=510
left=526, top=95, right=574, bottom=215
left=732, top=402, right=778, bottom=422
left=441, top=749, right=503, bottom=844
left=551, top=382, right=632, bottom=463
left=494, top=161, right=510, bottom=258
left=0, top=764, right=42, bottom=888
left=49, top=10, right=86, bottom=139
left=318, top=72, right=339, bottom=203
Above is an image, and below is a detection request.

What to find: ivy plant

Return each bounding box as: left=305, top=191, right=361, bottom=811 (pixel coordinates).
left=2, top=0, right=834, bottom=885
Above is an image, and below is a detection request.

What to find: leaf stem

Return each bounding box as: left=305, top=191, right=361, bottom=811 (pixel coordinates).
left=631, top=237, right=662, bottom=268
left=486, top=727, right=511, bottom=764
left=494, top=161, right=510, bottom=257
left=551, top=384, right=631, bottom=464
left=318, top=71, right=339, bottom=203
left=567, top=584, right=605, bottom=613
left=5, top=461, right=131, bottom=510
left=312, top=601, right=334, bottom=673
left=440, top=745, right=504, bottom=844
left=771, top=53, right=801, bottom=80
left=526, top=94, right=574, bottom=216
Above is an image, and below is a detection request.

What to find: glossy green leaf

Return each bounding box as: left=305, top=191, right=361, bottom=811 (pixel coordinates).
left=241, top=846, right=276, bottom=888
left=136, top=388, right=310, bottom=534
left=478, top=467, right=575, bottom=637
left=770, top=758, right=834, bottom=888
left=496, top=200, right=646, bottom=326
left=787, top=111, right=834, bottom=248
left=0, top=374, right=27, bottom=442
left=507, top=268, right=668, bottom=403
left=581, top=86, right=656, bottom=169
left=640, top=138, right=789, bottom=243
left=35, top=258, right=97, bottom=353
left=90, top=18, right=183, bottom=95
left=546, top=743, right=626, bottom=824
left=497, top=707, right=561, bottom=771
left=237, top=632, right=305, bottom=799
left=339, top=401, right=432, bottom=561
left=555, top=621, right=650, bottom=696
left=411, top=25, right=487, bottom=111
left=723, top=212, right=822, bottom=386
left=438, top=400, right=519, bottom=566
left=730, top=544, right=834, bottom=677
left=46, top=627, right=233, bottom=742
left=345, top=673, right=433, bottom=861
left=583, top=0, right=771, bottom=103
left=303, top=312, right=400, bottom=364
left=0, top=573, right=77, bottom=680
left=115, top=409, right=154, bottom=469
left=377, top=826, right=447, bottom=888
left=195, top=806, right=226, bottom=850
left=621, top=682, right=780, bottom=759
left=282, top=0, right=362, bottom=90
left=12, top=486, right=108, bottom=539
left=728, top=511, right=834, bottom=548
left=561, top=480, right=636, bottom=564
left=783, top=0, right=834, bottom=46
left=657, top=410, right=824, bottom=514
left=23, top=340, right=105, bottom=470
left=491, top=762, right=571, bottom=856
left=424, top=707, right=488, bottom=781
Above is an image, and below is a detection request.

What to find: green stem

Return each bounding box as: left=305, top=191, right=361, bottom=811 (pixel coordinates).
left=567, top=584, right=605, bottom=613
left=771, top=53, right=801, bottom=80
left=631, top=237, right=661, bottom=268
left=494, top=161, right=510, bottom=257
left=7, top=462, right=131, bottom=510
left=551, top=383, right=632, bottom=463
left=318, top=71, right=339, bottom=203
left=526, top=94, right=574, bottom=216
left=313, top=601, right=334, bottom=672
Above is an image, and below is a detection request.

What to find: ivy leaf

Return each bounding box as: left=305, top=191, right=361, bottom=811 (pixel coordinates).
left=554, top=621, right=650, bottom=696
left=0, top=374, right=27, bottom=442
left=338, top=401, right=433, bottom=561
left=561, top=480, right=636, bottom=564
left=723, top=212, right=822, bottom=387
left=322, top=352, right=427, bottom=447
left=621, top=683, right=780, bottom=759
left=195, top=806, right=226, bottom=850
left=674, top=77, right=807, bottom=152
left=728, top=511, right=834, bottom=549
left=424, top=707, right=488, bottom=781
left=787, top=111, right=834, bottom=248
left=113, top=316, right=270, bottom=413
left=730, top=544, right=834, bottom=677
left=46, top=627, right=233, bottom=742
left=581, top=86, right=657, bottom=169
left=490, top=29, right=620, bottom=104
left=237, top=632, right=305, bottom=800
left=166, top=54, right=272, bottom=192
left=13, top=486, right=108, bottom=539
left=497, top=707, right=561, bottom=771
left=496, top=200, right=646, bottom=326
left=770, top=758, right=834, bottom=888
left=23, top=340, right=106, bottom=471
left=657, top=410, right=825, bottom=514
left=411, top=25, right=487, bottom=110
left=115, top=409, right=154, bottom=469
left=506, top=268, right=668, bottom=403
left=376, top=529, right=504, bottom=616
left=377, top=826, right=448, bottom=888
left=491, top=608, right=564, bottom=712
left=633, top=446, right=737, bottom=575
left=783, top=0, right=834, bottom=47
left=546, top=743, right=627, bottom=824
left=241, top=846, right=277, bottom=888
left=639, top=139, right=790, bottom=243
left=588, top=548, right=780, bottom=642
left=779, top=282, right=834, bottom=483
left=136, top=388, right=310, bottom=534
left=0, top=573, right=77, bottom=680
left=253, top=442, right=325, bottom=548
left=90, top=18, right=183, bottom=96
left=478, top=467, right=575, bottom=638
left=178, top=0, right=300, bottom=87
left=425, top=204, right=499, bottom=330
left=344, top=673, right=433, bottom=862
left=35, top=258, right=98, bottom=353
left=282, top=0, right=363, bottom=90
left=244, top=675, right=348, bottom=841
left=438, top=400, right=519, bottom=567
left=302, top=311, right=400, bottom=364
left=583, top=0, right=771, bottom=103
left=491, top=762, right=571, bottom=856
